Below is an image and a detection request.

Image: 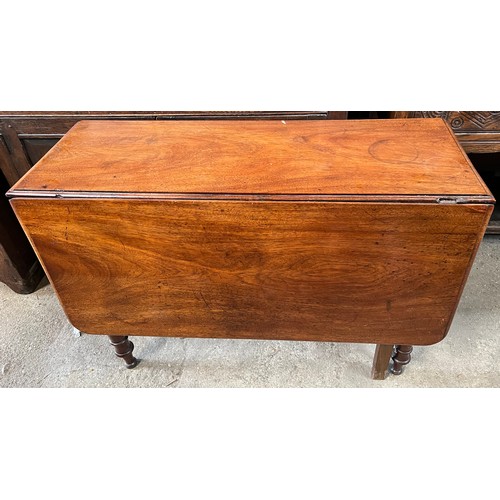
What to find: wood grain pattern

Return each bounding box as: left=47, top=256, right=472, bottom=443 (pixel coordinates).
left=456, top=133, right=500, bottom=154
left=9, top=119, right=491, bottom=198
left=0, top=111, right=343, bottom=139
left=0, top=113, right=345, bottom=294
left=371, top=344, right=394, bottom=380
left=11, top=198, right=492, bottom=345
left=389, top=113, right=499, bottom=235
left=0, top=120, right=32, bottom=178
left=391, top=112, right=500, bottom=154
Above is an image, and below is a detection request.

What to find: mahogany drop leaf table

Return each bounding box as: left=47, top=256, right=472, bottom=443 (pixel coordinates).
left=7, top=119, right=494, bottom=379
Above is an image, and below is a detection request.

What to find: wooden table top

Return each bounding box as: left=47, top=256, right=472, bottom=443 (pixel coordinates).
left=9, top=118, right=494, bottom=203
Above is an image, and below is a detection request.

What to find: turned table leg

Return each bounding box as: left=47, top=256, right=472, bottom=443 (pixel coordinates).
left=391, top=345, right=413, bottom=375
left=371, top=344, right=394, bottom=380
left=108, top=336, right=138, bottom=368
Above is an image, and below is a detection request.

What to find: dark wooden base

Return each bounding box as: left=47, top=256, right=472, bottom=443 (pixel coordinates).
left=371, top=344, right=394, bottom=380
left=104, top=338, right=414, bottom=376
left=1, top=260, right=45, bottom=294
left=0, top=172, right=46, bottom=294
left=108, top=336, right=138, bottom=368
left=390, top=345, right=413, bottom=375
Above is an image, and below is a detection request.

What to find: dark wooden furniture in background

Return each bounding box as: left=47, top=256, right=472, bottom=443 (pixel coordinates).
left=391, top=112, right=500, bottom=234
left=8, top=119, right=494, bottom=378
left=0, top=111, right=346, bottom=293
left=0, top=171, right=45, bottom=293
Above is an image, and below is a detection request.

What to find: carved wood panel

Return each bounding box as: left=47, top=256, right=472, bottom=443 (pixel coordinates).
left=395, top=111, right=500, bottom=132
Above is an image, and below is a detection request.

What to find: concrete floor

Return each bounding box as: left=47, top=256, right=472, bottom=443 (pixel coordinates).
left=1, top=236, right=499, bottom=388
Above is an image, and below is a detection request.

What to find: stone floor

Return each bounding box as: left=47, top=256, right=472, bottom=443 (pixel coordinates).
left=1, top=236, right=499, bottom=388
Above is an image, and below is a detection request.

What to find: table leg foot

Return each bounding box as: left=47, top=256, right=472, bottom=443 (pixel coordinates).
left=108, top=335, right=138, bottom=368
left=390, top=345, right=413, bottom=375
left=371, top=344, right=394, bottom=380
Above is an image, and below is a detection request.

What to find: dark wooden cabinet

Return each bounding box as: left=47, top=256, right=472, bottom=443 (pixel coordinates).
left=0, top=111, right=347, bottom=293
left=0, top=171, right=45, bottom=293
